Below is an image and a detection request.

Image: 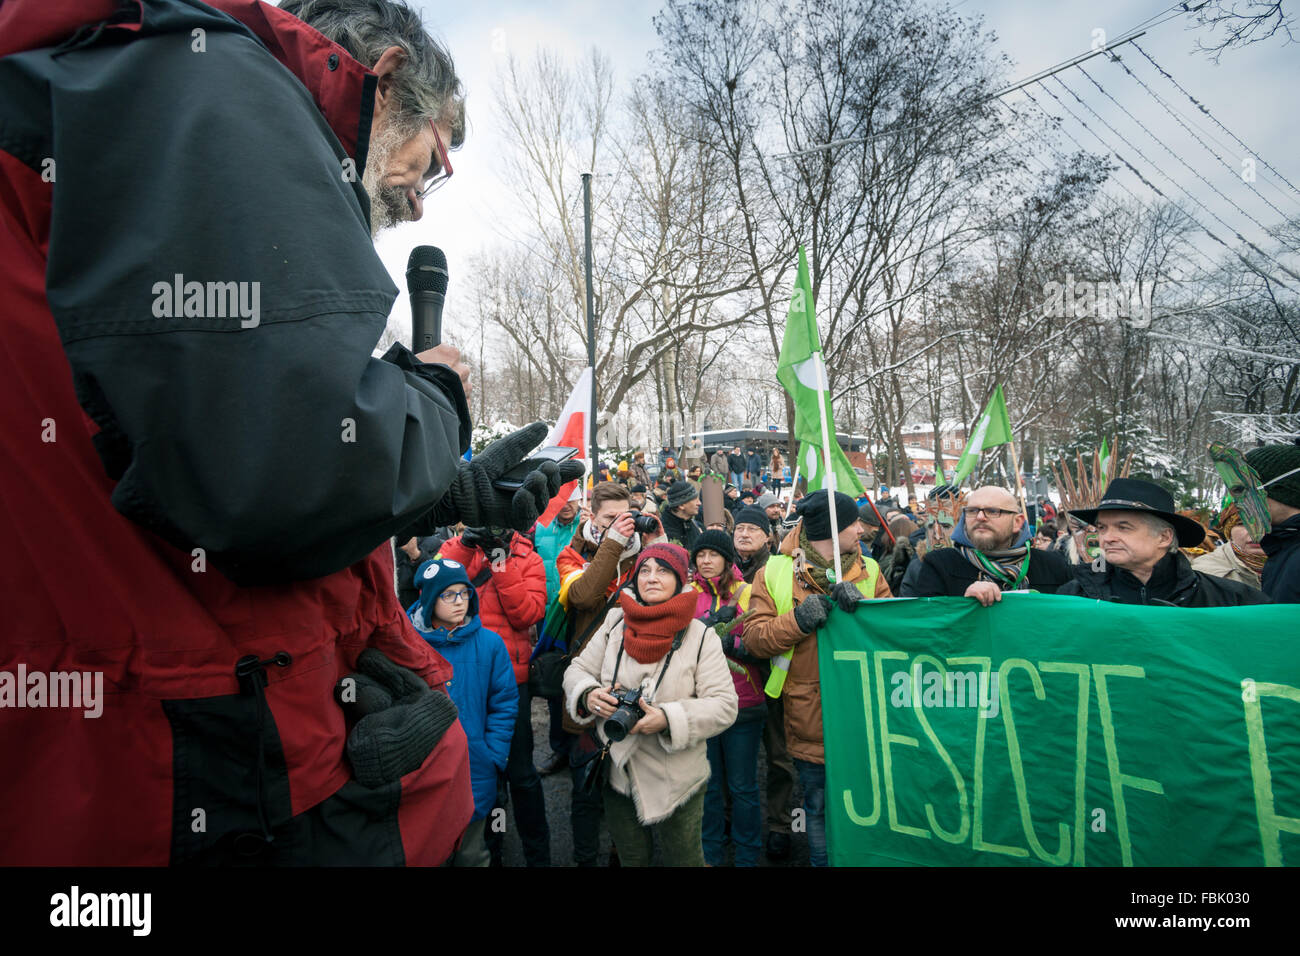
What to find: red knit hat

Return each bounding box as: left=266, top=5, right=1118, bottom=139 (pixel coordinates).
left=633, top=542, right=690, bottom=589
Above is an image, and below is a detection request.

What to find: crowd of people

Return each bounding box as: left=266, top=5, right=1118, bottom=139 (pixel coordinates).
left=394, top=438, right=1300, bottom=867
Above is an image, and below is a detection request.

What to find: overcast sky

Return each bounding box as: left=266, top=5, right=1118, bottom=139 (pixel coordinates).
left=374, top=0, right=1300, bottom=347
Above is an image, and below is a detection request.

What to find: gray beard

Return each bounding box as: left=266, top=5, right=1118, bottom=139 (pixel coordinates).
left=362, top=122, right=415, bottom=238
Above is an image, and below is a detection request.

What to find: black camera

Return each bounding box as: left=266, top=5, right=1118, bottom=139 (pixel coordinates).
left=627, top=511, right=659, bottom=535
left=602, top=686, right=645, bottom=742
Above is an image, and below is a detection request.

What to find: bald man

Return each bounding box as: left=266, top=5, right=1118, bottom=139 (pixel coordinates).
left=902, top=486, right=1072, bottom=603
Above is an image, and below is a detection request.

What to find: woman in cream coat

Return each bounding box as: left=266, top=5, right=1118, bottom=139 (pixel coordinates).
left=564, top=543, right=738, bottom=866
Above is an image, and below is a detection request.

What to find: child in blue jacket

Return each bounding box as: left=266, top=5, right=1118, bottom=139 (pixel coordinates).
left=409, top=558, right=518, bottom=867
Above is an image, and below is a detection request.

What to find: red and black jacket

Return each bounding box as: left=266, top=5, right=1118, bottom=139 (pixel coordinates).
left=0, top=0, right=474, bottom=864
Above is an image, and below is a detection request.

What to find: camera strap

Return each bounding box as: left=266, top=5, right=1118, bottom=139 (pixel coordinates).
left=611, top=626, right=690, bottom=700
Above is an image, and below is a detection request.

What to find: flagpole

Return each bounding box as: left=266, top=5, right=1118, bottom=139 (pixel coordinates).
left=1008, top=438, right=1028, bottom=522
left=812, top=352, right=843, bottom=582
left=784, top=461, right=800, bottom=519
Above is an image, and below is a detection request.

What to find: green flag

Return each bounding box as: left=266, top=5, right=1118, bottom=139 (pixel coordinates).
left=1099, top=436, right=1111, bottom=486
left=777, top=246, right=865, bottom=496
left=951, top=384, right=1013, bottom=486
left=818, top=593, right=1300, bottom=866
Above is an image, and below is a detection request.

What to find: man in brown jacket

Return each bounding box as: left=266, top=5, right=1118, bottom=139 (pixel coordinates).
left=552, top=480, right=662, bottom=865
left=742, top=489, right=892, bottom=867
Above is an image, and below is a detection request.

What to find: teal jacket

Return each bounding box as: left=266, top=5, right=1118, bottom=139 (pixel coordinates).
left=535, top=514, right=580, bottom=605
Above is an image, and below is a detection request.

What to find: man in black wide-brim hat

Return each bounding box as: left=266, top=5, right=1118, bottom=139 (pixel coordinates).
left=1058, top=478, right=1271, bottom=607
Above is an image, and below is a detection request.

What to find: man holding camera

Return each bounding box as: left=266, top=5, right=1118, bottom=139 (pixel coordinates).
left=553, top=482, right=663, bottom=864
left=437, top=526, right=551, bottom=866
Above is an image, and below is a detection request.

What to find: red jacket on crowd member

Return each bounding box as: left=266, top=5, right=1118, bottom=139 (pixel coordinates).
left=438, top=533, right=548, bottom=684
left=0, top=0, right=474, bottom=864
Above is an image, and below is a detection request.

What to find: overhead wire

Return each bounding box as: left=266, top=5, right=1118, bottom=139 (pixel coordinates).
left=1072, top=62, right=1296, bottom=249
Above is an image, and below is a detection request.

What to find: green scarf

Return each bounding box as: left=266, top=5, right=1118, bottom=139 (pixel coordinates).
left=796, top=526, right=863, bottom=592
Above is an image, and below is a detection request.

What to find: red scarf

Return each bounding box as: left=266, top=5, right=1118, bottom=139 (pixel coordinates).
left=617, top=590, right=699, bottom=663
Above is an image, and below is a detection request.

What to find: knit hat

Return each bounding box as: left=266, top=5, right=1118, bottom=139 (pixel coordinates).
left=796, top=489, right=861, bottom=540
left=690, top=529, right=737, bottom=568
left=630, top=483, right=647, bottom=494
left=665, top=480, right=699, bottom=508
left=412, top=558, right=478, bottom=627
left=633, top=543, right=690, bottom=591
left=1245, top=443, right=1300, bottom=509
left=618, top=460, right=629, bottom=473
left=857, top=502, right=881, bottom=527
left=754, top=493, right=780, bottom=510
left=733, top=505, right=772, bottom=534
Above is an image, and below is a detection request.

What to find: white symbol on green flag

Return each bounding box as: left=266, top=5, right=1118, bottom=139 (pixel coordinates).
left=951, top=383, right=1013, bottom=485
left=776, top=246, right=865, bottom=497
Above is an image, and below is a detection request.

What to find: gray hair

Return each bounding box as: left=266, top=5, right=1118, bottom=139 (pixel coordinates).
left=280, top=0, right=465, bottom=144
left=1136, top=513, right=1180, bottom=554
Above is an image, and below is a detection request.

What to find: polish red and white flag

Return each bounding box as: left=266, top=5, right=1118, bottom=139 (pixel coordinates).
left=537, top=367, right=592, bottom=526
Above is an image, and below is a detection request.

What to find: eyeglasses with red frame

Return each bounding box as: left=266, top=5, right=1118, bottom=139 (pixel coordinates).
left=417, top=118, right=453, bottom=200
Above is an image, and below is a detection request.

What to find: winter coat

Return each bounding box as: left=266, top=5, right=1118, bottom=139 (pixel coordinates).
left=563, top=601, right=738, bottom=824
left=1057, top=551, right=1272, bottom=607
left=1191, top=542, right=1263, bottom=590
left=660, top=508, right=704, bottom=551
left=437, top=534, right=547, bottom=685
left=736, top=548, right=771, bottom=585
left=409, top=592, right=517, bottom=820
left=905, top=520, right=1072, bottom=597
left=555, top=522, right=643, bottom=732
left=1260, top=513, right=1300, bottom=603
left=0, top=0, right=473, bottom=865
left=629, top=462, right=652, bottom=488
left=746, top=452, right=764, bottom=476
left=742, top=522, right=894, bottom=763
left=534, top=513, right=581, bottom=606
left=710, top=451, right=730, bottom=476
left=692, top=574, right=765, bottom=710
left=728, top=453, right=747, bottom=476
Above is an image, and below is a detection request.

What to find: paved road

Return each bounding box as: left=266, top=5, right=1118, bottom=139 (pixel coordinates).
left=496, top=695, right=812, bottom=867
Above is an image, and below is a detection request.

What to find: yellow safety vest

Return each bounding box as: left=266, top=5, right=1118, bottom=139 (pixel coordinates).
left=762, top=554, right=879, bottom=698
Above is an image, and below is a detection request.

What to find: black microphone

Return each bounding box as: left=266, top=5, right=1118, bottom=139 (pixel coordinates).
left=407, top=245, right=448, bottom=352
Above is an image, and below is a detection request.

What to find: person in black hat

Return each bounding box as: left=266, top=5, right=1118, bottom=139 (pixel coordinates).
left=742, top=488, right=890, bottom=867
left=660, top=479, right=704, bottom=551
left=1057, top=477, right=1270, bottom=607
left=1245, top=443, right=1300, bottom=603
left=732, top=506, right=773, bottom=583
left=908, top=486, right=1072, bottom=603
left=629, top=483, right=651, bottom=514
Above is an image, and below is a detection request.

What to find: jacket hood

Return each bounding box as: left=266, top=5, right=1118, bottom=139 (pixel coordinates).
left=952, top=515, right=1032, bottom=550
left=0, top=0, right=377, bottom=168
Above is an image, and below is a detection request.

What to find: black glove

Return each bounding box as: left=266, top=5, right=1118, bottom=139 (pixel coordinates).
left=792, top=594, right=833, bottom=634
left=703, top=605, right=738, bottom=628
left=830, top=580, right=863, bottom=613
left=426, top=422, right=587, bottom=532
left=334, top=649, right=459, bottom=789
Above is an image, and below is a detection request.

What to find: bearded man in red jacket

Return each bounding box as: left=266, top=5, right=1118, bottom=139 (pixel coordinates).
left=0, top=0, right=580, bottom=864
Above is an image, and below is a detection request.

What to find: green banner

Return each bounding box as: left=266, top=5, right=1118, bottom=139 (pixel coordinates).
left=818, top=593, right=1300, bottom=866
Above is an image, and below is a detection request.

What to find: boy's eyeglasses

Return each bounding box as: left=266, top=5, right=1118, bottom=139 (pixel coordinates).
left=438, top=588, right=470, bottom=604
